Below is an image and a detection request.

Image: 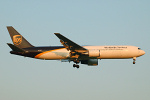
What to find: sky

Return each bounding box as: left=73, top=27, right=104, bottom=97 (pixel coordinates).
left=0, top=0, right=150, bottom=100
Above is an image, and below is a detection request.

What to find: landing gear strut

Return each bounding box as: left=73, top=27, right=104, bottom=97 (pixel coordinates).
left=133, top=57, right=136, bottom=64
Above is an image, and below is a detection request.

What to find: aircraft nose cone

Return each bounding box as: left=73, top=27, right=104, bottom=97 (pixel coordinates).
left=141, top=50, right=145, bottom=55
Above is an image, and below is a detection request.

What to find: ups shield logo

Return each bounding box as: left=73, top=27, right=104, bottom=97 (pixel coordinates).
left=13, top=35, right=22, bottom=45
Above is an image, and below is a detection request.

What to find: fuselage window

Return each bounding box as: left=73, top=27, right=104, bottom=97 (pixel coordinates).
left=138, top=48, right=141, bottom=50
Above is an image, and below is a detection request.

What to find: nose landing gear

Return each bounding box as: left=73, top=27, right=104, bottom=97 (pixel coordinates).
left=133, top=57, right=136, bottom=64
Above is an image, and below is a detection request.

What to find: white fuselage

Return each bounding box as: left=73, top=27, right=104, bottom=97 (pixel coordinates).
left=35, top=45, right=145, bottom=60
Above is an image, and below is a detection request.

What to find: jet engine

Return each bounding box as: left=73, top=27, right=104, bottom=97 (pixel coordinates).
left=81, top=59, right=98, bottom=66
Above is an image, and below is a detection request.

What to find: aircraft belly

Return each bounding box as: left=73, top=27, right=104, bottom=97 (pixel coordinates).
left=36, top=52, right=69, bottom=60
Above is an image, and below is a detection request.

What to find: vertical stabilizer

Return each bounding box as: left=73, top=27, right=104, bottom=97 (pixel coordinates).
left=7, top=26, right=34, bottom=48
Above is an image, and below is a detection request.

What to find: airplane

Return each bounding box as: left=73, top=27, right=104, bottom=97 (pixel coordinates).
left=7, top=26, right=145, bottom=68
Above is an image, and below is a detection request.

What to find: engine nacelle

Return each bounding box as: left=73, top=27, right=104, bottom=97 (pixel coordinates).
left=81, top=59, right=98, bottom=66
left=88, top=49, right=100, bottom=57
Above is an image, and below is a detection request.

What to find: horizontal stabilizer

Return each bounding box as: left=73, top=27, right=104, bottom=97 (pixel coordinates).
left=7, top=43, right=25, bottom=52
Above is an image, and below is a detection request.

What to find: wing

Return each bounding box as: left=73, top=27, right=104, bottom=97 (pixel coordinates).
left=54, top=33, right=88, bottom=52
left=54, top=33, right=88, bottom=58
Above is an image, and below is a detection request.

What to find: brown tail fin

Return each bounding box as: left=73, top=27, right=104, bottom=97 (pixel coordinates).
left=7, top=26, right=34, bottom=48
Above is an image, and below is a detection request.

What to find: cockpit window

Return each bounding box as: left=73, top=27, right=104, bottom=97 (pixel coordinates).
left=138, top=48, right=141, bottom=50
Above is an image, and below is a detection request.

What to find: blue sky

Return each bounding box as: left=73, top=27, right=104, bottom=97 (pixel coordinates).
left=0, top=0, right=150, bottom=100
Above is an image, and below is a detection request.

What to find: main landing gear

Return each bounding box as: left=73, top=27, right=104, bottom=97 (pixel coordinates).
left=133, top=57, right=136, bottom=64
left=73, top=59, right=80, bottom=68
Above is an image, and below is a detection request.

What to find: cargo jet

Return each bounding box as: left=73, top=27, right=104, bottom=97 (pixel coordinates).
left=7, top=26, right=145, bottom=68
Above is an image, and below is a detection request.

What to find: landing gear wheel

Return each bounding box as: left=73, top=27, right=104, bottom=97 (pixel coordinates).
left=73, top=64, right=76, bottom=67
left=73, top=64, right=80, bottom=68
left=133, top=61, right=135, bottom=64
left=76, top=65, right=79, bottom=68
